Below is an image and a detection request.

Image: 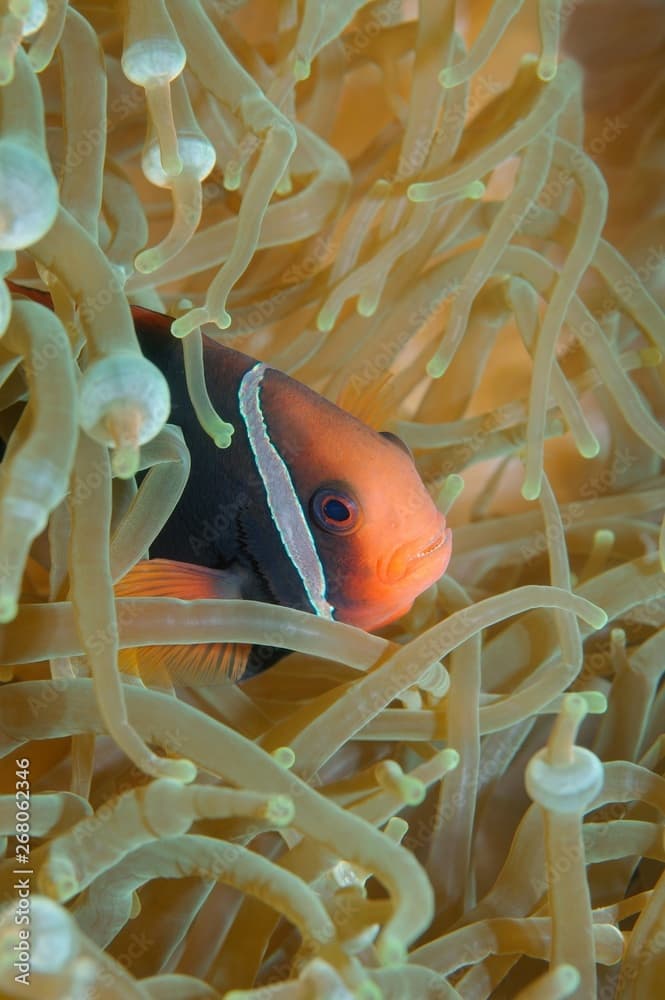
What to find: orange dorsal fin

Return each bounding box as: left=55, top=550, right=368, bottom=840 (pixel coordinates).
left=115, top=559, right=251, bottom=685
left=336, top=370, right=396, bottom=428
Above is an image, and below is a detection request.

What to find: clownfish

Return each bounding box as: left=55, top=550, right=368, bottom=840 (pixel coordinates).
left=7, top=284, right=452, bottom=682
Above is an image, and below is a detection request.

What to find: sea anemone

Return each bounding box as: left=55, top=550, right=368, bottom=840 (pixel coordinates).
left=1, top=1, right=664, bottom=997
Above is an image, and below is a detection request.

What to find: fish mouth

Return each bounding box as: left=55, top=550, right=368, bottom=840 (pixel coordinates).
left=378, top=521, right=452, bottom=584
left=411, top=528, right=451, bottom=563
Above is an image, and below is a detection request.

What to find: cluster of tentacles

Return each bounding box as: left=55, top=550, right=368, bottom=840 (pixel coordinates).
left=0, top=1, right=664, bottom=997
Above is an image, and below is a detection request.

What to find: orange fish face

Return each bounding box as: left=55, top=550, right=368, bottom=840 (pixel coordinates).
left=259, top=370, right=452, bottom=631
left=301, top=434, right=452, bottom=630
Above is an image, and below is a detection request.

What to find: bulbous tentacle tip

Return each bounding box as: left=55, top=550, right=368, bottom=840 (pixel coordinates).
left=526, top=695, right=604, bottom=813
left=78, top=352, right=171, bottom=454
left=0, top=592, right=18, bottom=624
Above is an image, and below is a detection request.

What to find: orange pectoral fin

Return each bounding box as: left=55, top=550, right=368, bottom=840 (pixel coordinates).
left=115, top=559, right=251, bottom=685
left=113, top=558, right=245, bottom=600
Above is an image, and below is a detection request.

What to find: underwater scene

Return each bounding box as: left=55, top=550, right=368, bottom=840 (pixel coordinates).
left=0, top=0, right=665, bottom=997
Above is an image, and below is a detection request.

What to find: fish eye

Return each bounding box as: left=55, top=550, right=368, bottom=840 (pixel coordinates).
left=379, top=430, right=414, bottom=461
left=310, top=488, right=359, bottom=534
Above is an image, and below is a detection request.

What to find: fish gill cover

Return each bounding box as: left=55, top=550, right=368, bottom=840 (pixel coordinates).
left=0, top=0, right=664, bottom=997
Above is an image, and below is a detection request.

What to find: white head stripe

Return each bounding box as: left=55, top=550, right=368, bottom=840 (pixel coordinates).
left=238, top=362, right=335, bottom=620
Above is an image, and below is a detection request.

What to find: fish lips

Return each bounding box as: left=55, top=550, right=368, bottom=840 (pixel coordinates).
left=378, top=521, right=453, bottom=586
